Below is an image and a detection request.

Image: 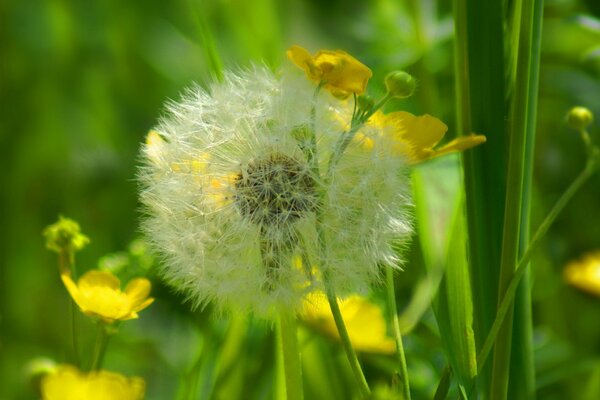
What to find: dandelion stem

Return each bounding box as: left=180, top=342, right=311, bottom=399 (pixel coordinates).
left=323, top=274, right=371, bottom=398
left=279, top=308, right=304, bottom=400
left=307, top=82, right=371, bottom=397
left=385, top=266, right=411, bottom=400
left=90, top=321, right=110, bottom=371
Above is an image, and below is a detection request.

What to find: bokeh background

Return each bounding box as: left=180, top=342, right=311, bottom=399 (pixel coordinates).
left=1, top=0, right=599, bottom=398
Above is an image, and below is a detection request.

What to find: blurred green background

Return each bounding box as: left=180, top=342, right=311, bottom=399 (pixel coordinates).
left=1, top=0, right=599, bottom=399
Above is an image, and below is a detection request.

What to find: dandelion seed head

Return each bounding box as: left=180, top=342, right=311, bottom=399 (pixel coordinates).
left=139, top=65, right=413, bottom=317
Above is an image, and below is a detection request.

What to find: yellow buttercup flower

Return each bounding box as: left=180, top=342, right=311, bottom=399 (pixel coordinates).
left=41, top=364, right=145, bottom=400
left=564, top=251, right=600, bottom=297
left=302, top=292, right=395, bottom=354
left=363, top=111, right=486, bottom=163
left=287, top=45, right=372, bottom=98
left=61, top=270, right=154, bottom=323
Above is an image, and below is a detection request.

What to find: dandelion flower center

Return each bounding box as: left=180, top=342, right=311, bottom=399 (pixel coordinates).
left=234, top=153, right=318, bottom=227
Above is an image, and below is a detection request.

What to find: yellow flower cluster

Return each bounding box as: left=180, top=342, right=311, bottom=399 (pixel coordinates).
left=288, top=45, right=486, bottom=164
left=41, top=365, right=145, bottom=400
left=62, top=270, right=154, bottom=323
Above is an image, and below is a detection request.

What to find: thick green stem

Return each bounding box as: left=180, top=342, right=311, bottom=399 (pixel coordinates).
left=386, top=266, right=411, bottom=400
left=279, top=308, right=303, bottom=400
left=323, top=277, right=371, bottom=398
left=90, top=321, right=110, bottom=371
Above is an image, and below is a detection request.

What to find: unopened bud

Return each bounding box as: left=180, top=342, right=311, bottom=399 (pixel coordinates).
left=43, top=216, right=90, bottom=254
left=384, top=71, right=416, bottom=99
left=567, top=106, right=594, bottom=131
left=357, top=95, right=375, bottom=113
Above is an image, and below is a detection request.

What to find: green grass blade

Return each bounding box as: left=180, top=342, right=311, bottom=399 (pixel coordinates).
left=508, top=1, right=544, bottom=399
left=413, top=157, right=477, bottom=390
left=455, top=0, right=508, bottom=395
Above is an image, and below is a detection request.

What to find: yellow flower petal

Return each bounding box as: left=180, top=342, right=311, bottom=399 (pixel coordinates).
left=125, top=279, right=155, bottom=312
left=42, top=364, right=145, bottom=400
left=362, top=110, right=486, bottom=163
left=287, top=45, right=372, bottom=98
left=79, top=270, right=121, bottom=291
left=564, top=251, right=600, bottom=297
left=302, top=292, right=395, bottom=354
left=61, top=270, right=153, bottom=323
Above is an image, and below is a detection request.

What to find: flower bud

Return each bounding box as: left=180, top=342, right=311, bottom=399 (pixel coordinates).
left=566, top=106, right=594, bottom=131
left=384, top=71, right=416, bottom=99
left=43, top=216, right=90, bottom=254
left=357, top=94, right=375, bottom=113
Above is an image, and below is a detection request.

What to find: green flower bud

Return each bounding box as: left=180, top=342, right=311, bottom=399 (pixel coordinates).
left=384, top=71, right=416, bottom=99
left=567, top=106, right=594, bottom=131
left=357, top=94, right=375, bottom=113
left=43, top=216, right=90, bottom=253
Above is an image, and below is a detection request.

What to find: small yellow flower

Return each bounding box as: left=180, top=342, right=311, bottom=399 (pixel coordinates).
left=564, top=251, right=600, bottom=297
left=43, top=216, right=90, bottom=254
left=61, top=270, right=154, bottom=323
left=302, top=292, right=395, bottom=354
left=364, top=111, right=486, bottom=163
left=41, top=364, right=145, bottom=400
left=287, top=45, right=373, bottom=98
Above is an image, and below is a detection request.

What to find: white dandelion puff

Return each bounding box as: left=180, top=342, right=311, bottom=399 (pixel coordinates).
left=138, top=65, right=413, bottom=317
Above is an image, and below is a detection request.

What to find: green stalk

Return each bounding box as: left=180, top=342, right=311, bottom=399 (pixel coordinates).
left=490, top=0, right=537, bottom=397
left=59, top=249, right=80, bottom=367
left=279, top=308, right=303, bottom=400
left=305, top=85, right=371, bottom=397
left=323, top=278, right=371, bottom=398
left=386, top=266, right=411, bottom=400
left=90, top=321, right=110, bottom=371
left=188, top=0, right=223, bottom=81
left=478, top=158, right=598, bottom=374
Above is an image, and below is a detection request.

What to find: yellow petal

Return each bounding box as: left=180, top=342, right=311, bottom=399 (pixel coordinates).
left=564, top=251, right=600, bottom=297
left=78, top=270, right=121, bottom=292
left=313, top=50, right=372, bottom=96
left=287, top=45, right=372, bottom=97
left=286, top=45, right=320, bottom=81
left=388, top=111, right=448, bottom=152
left=61, top=273, right=82, bottom=306
left=124, top=278, right=152, bottom=305
left=428, top=135, right=487, bottom=160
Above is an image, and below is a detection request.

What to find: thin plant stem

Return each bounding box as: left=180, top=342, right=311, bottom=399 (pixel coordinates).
left=323, top=277, right=371, bottom=398
left=478, top=157, right=597, bottom=373
left=59, top=249, right=80, bottom=367
left=279, top=308, right=303, bottom=400
left=303, top=84, right=371, bottom=396
left=385, top=266, right=411, bottom=400
left=436, top=157, right=598, bottom=399
left=90, top=321, right=110, bottom=371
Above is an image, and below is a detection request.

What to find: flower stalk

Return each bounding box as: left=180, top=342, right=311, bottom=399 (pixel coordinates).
left=386, top=266, right=411, bottom=400
left=90, top=321, right=110, bottom=371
